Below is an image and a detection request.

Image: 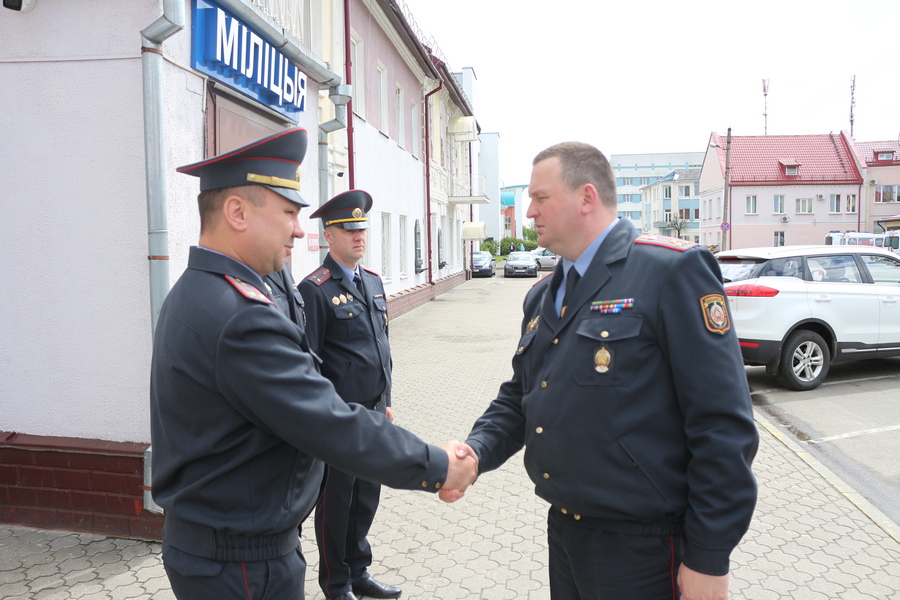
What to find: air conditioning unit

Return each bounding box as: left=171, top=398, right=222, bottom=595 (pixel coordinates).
left=870, top=179, right=878, bottom=185
left=781, top=216, right=790, bottom=223
left=816, top=194, right=824, bottom=200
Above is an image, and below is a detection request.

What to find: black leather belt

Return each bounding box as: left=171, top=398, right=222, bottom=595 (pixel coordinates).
left=553, top=507, right=685, bottom=536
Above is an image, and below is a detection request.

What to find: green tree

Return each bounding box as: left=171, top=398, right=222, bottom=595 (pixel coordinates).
left=522, top=221, right=538, bottom=242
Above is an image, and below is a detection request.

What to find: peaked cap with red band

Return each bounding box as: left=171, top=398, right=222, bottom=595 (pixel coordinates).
left=310, top=189, right=373, bottom=230
left=176, top=128, right=309, bottom=206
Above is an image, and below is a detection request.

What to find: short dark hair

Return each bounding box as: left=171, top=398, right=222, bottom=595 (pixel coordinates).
left=533, top=142, right=617, bottom=209
left=197, top=185, right=266, bottom=232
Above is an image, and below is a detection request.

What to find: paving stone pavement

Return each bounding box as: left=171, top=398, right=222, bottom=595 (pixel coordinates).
left=2, top=272, right=900, bottom=599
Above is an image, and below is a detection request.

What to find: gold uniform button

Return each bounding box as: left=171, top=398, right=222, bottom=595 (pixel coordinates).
left=535, top=427, right=544, bottom=434
left=435, top=482, right=442, bottom=490
left=421, top=481, right=428, bottom=488
left=552, top=338, right=559, bottom=344
left=541, top=381, right=548, bottom=388
left=574, top=515, right=581, bottom=520
left=543, top=473, right=550, bottom=479
left=518, top=346, right=524, bottom=352
left=349, top=312, right=354, bottom=317
left=601, top=331, right=609, bottom=338
left=561, top=508, right=568, bottom=514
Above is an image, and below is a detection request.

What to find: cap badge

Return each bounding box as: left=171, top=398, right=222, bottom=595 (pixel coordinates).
left=352, top=208, right=363, bottom=219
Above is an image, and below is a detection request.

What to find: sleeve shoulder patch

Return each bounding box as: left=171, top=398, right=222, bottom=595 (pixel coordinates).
left=701, top=293, right=731, bottom=334
left=306, top=267, right=332, bottom=286
left=224, top=275, right=274, bottom=306
left=634, top=234, right=697, bottom=252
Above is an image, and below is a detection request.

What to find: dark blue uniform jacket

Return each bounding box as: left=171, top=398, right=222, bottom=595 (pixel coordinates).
left=298, top=254, right=392, bottom=407
left=466, top=219, right=758, bottom=576
left=150, top=248, right=448, bottom=562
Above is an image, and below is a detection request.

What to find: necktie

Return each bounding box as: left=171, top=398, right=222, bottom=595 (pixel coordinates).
left=561, top=267, right=580, bottom=317
left=353, top=273, right=363, bottom=292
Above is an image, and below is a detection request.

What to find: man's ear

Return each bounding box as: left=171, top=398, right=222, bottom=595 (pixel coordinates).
left=581, top=183, right=602, bottom=215
left=221, top=194, right=249, bottom=232
left=322, top=226, right=334, bottom=245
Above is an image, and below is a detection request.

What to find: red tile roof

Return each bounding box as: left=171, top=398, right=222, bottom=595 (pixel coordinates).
left=855, top=140, right=900, bottom=165
left=710, top=131, right=862, bottom=186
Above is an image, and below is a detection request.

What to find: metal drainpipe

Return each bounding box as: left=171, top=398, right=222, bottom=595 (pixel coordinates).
left=343, top=0, right=356, bottom=189
left=141, top=0, right=185, bottom=517
left=318, top=86, right=352, bottom=262
left=424, top=81, right=443, bottom=284
left=141, top=0, right=184, bottom=338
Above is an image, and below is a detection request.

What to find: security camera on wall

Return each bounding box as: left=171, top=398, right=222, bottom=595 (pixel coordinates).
left=3, top=0, right=36, bottom=12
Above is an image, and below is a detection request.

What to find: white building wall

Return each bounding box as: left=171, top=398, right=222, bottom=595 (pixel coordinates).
left=478, top=132, right=502, bottom=242
left=0, top=1, right=324, bottom=444
left=352, top=121, right=428, bottom=295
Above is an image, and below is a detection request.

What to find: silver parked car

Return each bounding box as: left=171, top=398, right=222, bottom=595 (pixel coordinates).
left=531, top=247, right=558, bottom=270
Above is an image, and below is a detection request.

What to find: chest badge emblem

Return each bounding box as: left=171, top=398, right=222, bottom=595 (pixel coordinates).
left=594, top=345, right=612, bottom=373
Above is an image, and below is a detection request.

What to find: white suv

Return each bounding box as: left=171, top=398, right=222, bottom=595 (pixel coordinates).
left=717, top=245, right=900, bottom=390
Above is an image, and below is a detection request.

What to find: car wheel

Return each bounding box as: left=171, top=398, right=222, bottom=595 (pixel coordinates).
left=776, top=330, right=831, bottom=391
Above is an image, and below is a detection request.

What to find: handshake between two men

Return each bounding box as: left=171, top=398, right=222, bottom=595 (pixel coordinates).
left=439, top=441, right=479, bottom=503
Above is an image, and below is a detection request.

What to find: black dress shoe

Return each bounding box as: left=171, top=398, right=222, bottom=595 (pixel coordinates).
left=330, top=593, right=359, bottom=600
left=352, top=573, right=402, bottom=599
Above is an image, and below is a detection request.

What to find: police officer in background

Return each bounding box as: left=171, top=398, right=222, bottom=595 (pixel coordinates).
left=150, top=128, right=477, bottom=600
left=298, top=190, right=400, bottom=600
left=446, top=142, right=758, bottom=600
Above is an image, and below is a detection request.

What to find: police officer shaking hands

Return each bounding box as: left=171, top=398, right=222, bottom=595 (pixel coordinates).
left=150, top=128, right=477, bottom=600
left=444, top=142, right=759, bottom=600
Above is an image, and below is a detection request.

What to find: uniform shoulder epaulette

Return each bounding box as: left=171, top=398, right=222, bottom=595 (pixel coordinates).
left=224, top=275, right=274, bottom=305
left=361, top=266, right=380, bottom=276
left=306, top=267, right=332, bottom=286
left=634, top=234, right=697, bottom=252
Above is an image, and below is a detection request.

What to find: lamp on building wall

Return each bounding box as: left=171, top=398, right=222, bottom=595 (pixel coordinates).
left=709, top=127, right=733, bottom=251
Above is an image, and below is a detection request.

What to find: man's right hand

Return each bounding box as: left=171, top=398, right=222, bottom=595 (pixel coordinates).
left=439, top=441, right=478, bottom=502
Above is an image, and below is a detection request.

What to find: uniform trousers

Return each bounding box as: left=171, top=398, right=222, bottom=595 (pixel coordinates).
left=315, top=401, right=385, bottom=598
left=547, top=507, right=684, bottom=600
left=163, top=544, right=306, bottom=600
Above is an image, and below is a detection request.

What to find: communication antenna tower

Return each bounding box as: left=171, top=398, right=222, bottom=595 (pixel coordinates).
left=850, top=75, right=856, bottom=138
left=762, top=79, right=769, bottom=135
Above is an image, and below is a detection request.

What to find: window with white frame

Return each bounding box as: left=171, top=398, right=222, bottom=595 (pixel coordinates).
left=830, top=194, right=842, bottom=213
left=679, top=208, right=691, bottom=220
left=774, top=231, right=785, bottom=247
left=664, top=186, right=672, bottom=199
left=381, top=212, right=391, bottom=279
left=875, top=185, right=898, bottom=203
left=796, top=198, right=813, bottom=214
left=376, top=62, right=388, bottom=134
left=846, top=194, right=857, bottom=213
left=396, top=85, right=405, bottom=148
left=679, top=185, right=691, bottom=197
left=349, top=35, right=364, bottom=117
left=664, top=209, right=672, bottom=222
left=774, top=194, right=785, bottom=214
left=745, top=195, right=757, bottom=214
left=398, top=215, right=407, bottom=276
left=877, top=151, right=894, bottom=160
left=785, top=166, right=798, bottom=175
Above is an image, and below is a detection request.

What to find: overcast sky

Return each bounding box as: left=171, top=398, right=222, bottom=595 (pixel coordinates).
left=400, top=0, right=900, bottom=187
